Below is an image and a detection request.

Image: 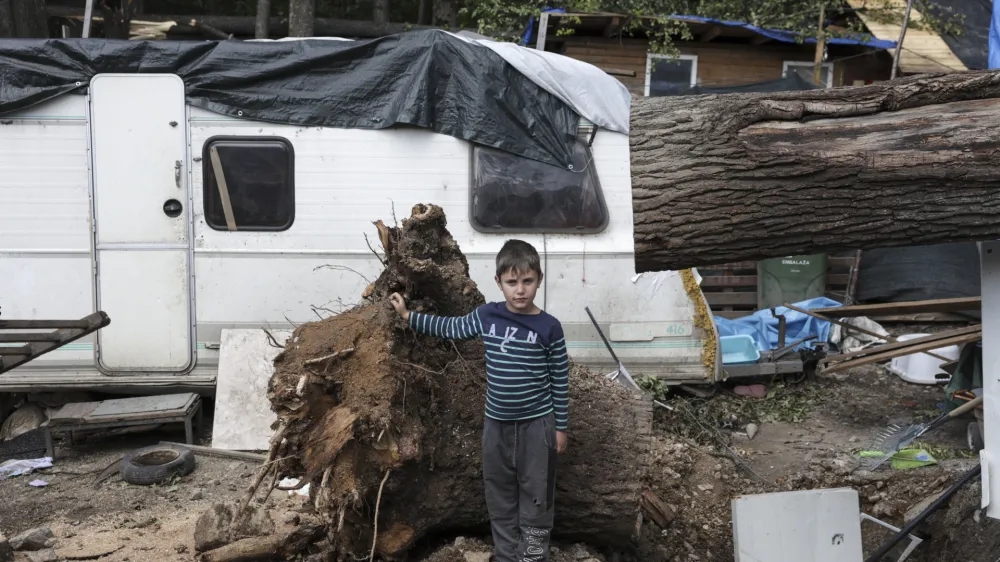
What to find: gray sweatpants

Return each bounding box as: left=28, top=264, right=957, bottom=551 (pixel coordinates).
left=482, top=413, right=557, bottom=562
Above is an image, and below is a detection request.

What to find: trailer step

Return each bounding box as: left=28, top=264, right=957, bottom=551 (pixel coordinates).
left=0, top=312, right=111, bottom=375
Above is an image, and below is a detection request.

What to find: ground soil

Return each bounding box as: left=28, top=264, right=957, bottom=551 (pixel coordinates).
left=0, top=325, right=995, bottom=562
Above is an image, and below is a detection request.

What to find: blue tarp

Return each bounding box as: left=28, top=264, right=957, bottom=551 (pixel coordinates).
left=990, top=0, right=1000, bottom=68
left=522, top=11, right=896, bottom=49
left=714, top=297, right=843, bottom=352
left=672, top=15, right=897, bottom=49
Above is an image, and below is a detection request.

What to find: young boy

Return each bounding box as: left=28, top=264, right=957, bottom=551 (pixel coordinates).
left=388, top=239, right=568, bottom=562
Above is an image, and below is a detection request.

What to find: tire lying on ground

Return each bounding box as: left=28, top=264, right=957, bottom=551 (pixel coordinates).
left=120, top=443, right=196, bottom=485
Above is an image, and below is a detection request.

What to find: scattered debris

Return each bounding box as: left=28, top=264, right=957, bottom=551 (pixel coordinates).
left=746, top=423, right=759, bottom=440
left=10, top=527, right=52, bottom=552
left=0, top=457, right=52, bottom=480
left=194, top=503, right=275, bottom=553
left=0, top=533, right=12, bottom=562
left=54, top=544, right=123, bottom=560
left=25, top=549, right=57, bottom=562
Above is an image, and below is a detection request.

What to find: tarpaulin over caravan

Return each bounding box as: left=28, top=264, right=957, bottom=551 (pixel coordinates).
left=0, top=29, right=626, bottom=168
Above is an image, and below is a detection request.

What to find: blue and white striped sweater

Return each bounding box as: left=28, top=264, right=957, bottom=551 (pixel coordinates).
left=408, top=302, right=570, bottom=430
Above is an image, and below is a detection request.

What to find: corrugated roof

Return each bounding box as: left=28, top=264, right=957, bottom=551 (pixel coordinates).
left=846, top=0, right=968, bottom=73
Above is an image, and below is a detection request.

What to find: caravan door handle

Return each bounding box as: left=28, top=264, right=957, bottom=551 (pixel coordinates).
left=174, top=160, right=182, bottom=188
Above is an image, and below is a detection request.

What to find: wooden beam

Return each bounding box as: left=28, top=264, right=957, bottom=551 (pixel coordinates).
left=536, top=12, right=549, bottom=51
left=0, top=312, right=110, bottom=374
left=700, top=25, right=721, bottom=42
left=821, top=331, right=982, bottom=374
left=701, top=275, right=757, bottom=287
left=810, top=297, right=981, bottom=318
left=819, top=325, right=981, bottom=366
left=600, top=67, right=637, bottom=77
left=0, top=319, right=91, bottom=329
left=783, top=303, right=953, bottom=363
left=159, top=441, right=266, bottom=462
left=704, top=292, right=757, bottom=306
left=0, top=345, right=30, bottom=356
left=603, top=16, right=623, bottom=37
left=0, top=333, right=64, bottom=343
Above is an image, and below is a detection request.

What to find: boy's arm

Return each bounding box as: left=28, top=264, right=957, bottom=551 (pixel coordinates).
left=390, top=292, right=483, bottom=341
left=408, top=309, right=483, bottom=341
left=547, top=324, right=570, bottom=433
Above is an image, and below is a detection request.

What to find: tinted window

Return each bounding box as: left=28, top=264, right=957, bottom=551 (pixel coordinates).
left=203, top=137, right=294, bottom=231
left=648, top=57, right=696, bottom=96
left=471, top=138, right=608, bottom=233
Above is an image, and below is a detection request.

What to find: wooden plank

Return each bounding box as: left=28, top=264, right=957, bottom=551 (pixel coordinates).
left=0, top=333, right=64, bottom=343
left=810, top=297, right=981, bottom=318
left=828, top=256, right=857, bottom=268
left=819, top=325, right=981, bottom=366
left=827, top=274, right=849, bottom=285
left=0, top=345, right=30, bottom=356
left=704, top=292, right=757, bottom=306
left=0, top=319, right=91, bottom=329
left=536, top=12, right=549, bottom=51
left=821, top=331, right=982, bottom=374
left=701, top=275, right=757, bottom=287
left=870, top=313, right=978, bottom=323
left=0, top=312, right=110, bottom=375
left=783, top=303, right=952, bottom=363
left=160, top=441, right=266, bottom=461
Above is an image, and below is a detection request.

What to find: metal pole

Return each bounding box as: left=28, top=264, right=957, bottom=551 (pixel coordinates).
left=81, top=0, right=95, bottom=38
left=891, top=0, right=915, bottom=79
left=864, top=463, right=981, bottom=562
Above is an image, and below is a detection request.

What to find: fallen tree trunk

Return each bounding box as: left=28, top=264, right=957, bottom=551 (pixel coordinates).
left=265, top=204, right=652, bottom=559
left=630, top=71, right=1000, bottom=272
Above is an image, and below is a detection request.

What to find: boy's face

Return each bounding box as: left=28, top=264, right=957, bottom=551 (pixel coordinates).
left=495, top=268, right=541, bottom=314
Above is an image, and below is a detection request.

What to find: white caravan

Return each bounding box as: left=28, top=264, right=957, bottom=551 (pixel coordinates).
left=0, top=48, right=717, bottom=393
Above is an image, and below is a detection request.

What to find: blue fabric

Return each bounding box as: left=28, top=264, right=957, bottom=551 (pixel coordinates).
left=671, top=15, right=897, bottom=49
left=522, top=11, right=894, bottom=49
left=520, top=8, right=567, bottom=46
left=714, top=297, right=843, bottom=352
left=990, top=0, right=1000, bottom=68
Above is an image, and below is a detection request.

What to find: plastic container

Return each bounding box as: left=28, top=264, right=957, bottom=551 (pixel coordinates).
left=885, top=333, right=960, bottom=385
left=757, top=254, right=829, bottom=310
left=720, top=334, right=760, bottom=365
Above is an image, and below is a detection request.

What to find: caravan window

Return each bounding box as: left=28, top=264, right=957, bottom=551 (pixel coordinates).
left=203, top=137, right=295, bottom=231
left=470, top=139, right=608, bottom=233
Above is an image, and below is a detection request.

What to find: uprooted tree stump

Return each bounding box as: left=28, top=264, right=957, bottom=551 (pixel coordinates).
left=260, top=204, right=654, bottom=560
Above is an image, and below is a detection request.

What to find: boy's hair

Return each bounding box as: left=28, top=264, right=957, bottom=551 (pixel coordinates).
left=496, top=239, right=542, bottom=278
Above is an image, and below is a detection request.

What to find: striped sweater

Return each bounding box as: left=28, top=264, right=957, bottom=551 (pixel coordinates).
left=408, top=302, right=569, bottom=430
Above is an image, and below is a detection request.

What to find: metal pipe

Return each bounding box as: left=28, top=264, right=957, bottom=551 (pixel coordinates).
left=81, top=0, right=95, bottom=38
left=864, top=463, right=981, bottom=562
left=890, top=0, right=915, bottom=79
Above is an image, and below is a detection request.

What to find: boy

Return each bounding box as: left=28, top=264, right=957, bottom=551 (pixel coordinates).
left=388, top=239, right=568, bottom=562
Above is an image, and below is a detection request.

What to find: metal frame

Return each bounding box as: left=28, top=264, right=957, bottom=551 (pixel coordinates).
left=981, top=241, right=999, bottom=519
left=43, top=398, right=203, bottom=458
left=86, top=74, right=197, bottom=376
left=782, top=60, right=834, bottom=88
left=645, top=53, right=699, bottom=96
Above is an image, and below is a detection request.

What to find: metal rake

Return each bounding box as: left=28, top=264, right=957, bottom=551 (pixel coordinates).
left=859, top=395, right=982, bottom=471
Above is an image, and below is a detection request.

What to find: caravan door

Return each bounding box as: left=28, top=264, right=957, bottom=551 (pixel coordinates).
left=90, top=74, right=193, bottom=373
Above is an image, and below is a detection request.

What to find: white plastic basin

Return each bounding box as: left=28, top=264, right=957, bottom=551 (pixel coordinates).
left=885, top=333, right=959, bottom=385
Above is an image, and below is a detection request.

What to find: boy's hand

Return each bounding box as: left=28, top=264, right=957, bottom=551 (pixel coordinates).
left=556, top=431, right=567, bottom=454
left=388, top=293, right=410, bottom=321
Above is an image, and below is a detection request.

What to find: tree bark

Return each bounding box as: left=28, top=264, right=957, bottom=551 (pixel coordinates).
left=267, top=204, right=653, bottom=559
left=0, top=0, right=14, bottom=37
left=373, top=0, right=389, bottom=24
left=287, top=0, right=314, bottom=36
left=97, top=0, right=134, bottom=40
left=46, top=6, right=433, bottom=37
left=11, top=0, right=46, bottom=37
left=630, top=71, right=1000, bottom=272
left=253, top=0, right=269, bottom=39
left=417, top=0, right=429, bottom=26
